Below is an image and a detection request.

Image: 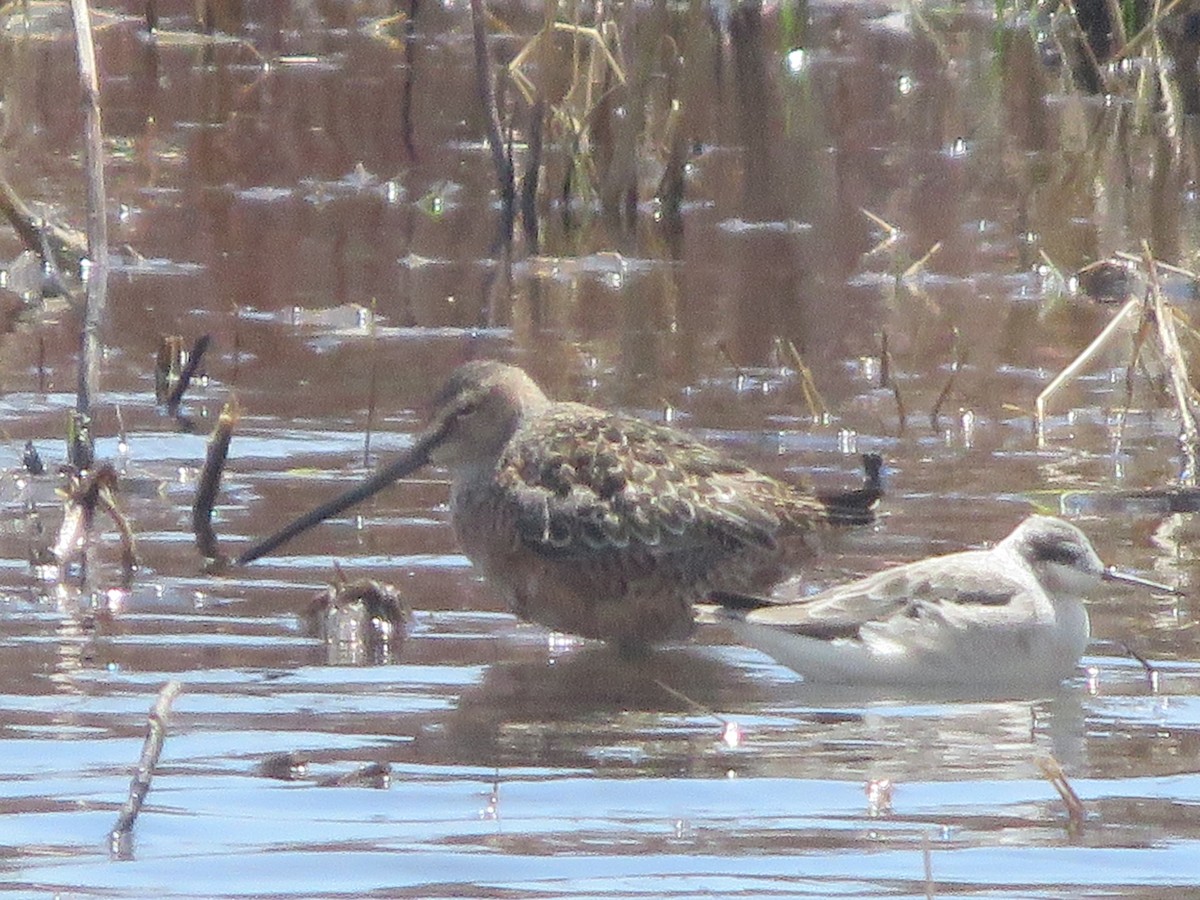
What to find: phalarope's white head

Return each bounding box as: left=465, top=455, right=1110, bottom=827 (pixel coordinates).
left=709, top=515, right=1179, bottom=688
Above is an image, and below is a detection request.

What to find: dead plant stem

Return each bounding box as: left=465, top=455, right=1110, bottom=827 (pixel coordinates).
left=68, top=0, right=109, bottom=468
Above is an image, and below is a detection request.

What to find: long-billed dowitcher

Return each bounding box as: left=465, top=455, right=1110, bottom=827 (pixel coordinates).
left=239, top=360, right=865, bottom=649
left=708, top=514, right=1179, bottom=687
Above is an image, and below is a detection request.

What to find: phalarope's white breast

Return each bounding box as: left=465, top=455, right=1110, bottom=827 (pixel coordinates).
left=709, top=515, right=1179, bottom=688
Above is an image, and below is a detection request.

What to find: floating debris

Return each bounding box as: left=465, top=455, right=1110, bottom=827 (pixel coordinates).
left=22, top=441, right=44, bottom=476
left=259, top=751, right=310, bottom=781
left=54, top=462, right=138, bottom=576
left=317, top=761, right=392, bottom=789
left=308, top=573, right=409, bottom=666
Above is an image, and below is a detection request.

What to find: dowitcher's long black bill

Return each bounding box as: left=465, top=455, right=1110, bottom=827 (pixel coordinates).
left=1102, top=566, right=1184, bottom=596
left=235, top=424, right=445, bottom=565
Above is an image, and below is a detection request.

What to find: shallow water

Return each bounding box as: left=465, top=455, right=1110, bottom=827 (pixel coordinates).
left=2, top=0, right=1200, bottom=897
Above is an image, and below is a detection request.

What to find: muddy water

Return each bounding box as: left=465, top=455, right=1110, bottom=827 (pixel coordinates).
left=2, top=1, right=1200, bottom=897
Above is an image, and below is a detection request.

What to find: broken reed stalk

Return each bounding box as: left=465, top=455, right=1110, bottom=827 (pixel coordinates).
left=0, top=174, right=86, bottom=279
left=1034, top=295, right=1140, bottom=439
left=1037, top=754, right=1087, bottom=833
left=96, top=480, right=139, bottom=576
left=192, top=401, right=239, bottom=564
left=781, top=338, right=831, bottom=422
left=469, top=0, right=515, bottom=239
left=929, top=327, right=965, bottom=431
left=68, top=0, right=109, bottom=470
left=166, top=334, right=211, bottom=415
left=110, top=680, right=183, bottom=859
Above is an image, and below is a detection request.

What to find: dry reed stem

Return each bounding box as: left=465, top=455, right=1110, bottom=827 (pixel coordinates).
left=902, top=241, right=942, bottom=281
left=1144, top=247, right=1200, bottom=483
left=469, top=0, right=514, bottom=235
left=781, top=338, right=830, bottom=422
left=109, top=681, right=183, bottom=859
left=1035, top=295, right=1141, bottom=440
left=862, top=208, right=900, bottom=255
left=1114, top=0, right=1187, bottom=61
left=68, top=0, right=108, bottom=468
left=1055, top=0, right=1110, bottom=93
left=651, top=678, right=740, bottom=746
left=96, top=480, right=139, bottom=576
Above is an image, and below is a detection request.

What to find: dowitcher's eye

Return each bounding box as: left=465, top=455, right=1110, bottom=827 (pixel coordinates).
left=455, top=400, right=482, bottom=419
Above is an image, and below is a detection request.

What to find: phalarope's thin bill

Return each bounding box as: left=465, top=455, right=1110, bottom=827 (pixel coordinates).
left=708, top=515, right=1181, bottom=688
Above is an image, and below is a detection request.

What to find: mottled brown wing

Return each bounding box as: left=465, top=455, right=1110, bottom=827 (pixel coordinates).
left=495, top=404, right=821, bottom=559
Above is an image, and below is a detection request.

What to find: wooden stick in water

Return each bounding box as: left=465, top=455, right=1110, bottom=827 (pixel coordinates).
left=193, top=401, right=240, bottom=565
left=109, top=680, right=182, bottom=859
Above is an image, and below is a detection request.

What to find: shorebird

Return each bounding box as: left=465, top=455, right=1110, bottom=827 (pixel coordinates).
left=708, top=514, right=1178, bottom=687
left=238, top=360, right=868, bottom=649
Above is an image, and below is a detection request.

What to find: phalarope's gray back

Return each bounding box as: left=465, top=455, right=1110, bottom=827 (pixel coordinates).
left=238, top=360, right=870, bottom=650
left=709, top=514, right=1179, bottom=687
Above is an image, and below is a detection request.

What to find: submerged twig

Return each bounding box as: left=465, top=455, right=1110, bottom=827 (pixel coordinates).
left=862, top=208, right=900, bottom=255
left=0, top=174, right=87, bottom=282
left=109, top=681, right=183, bottom=859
